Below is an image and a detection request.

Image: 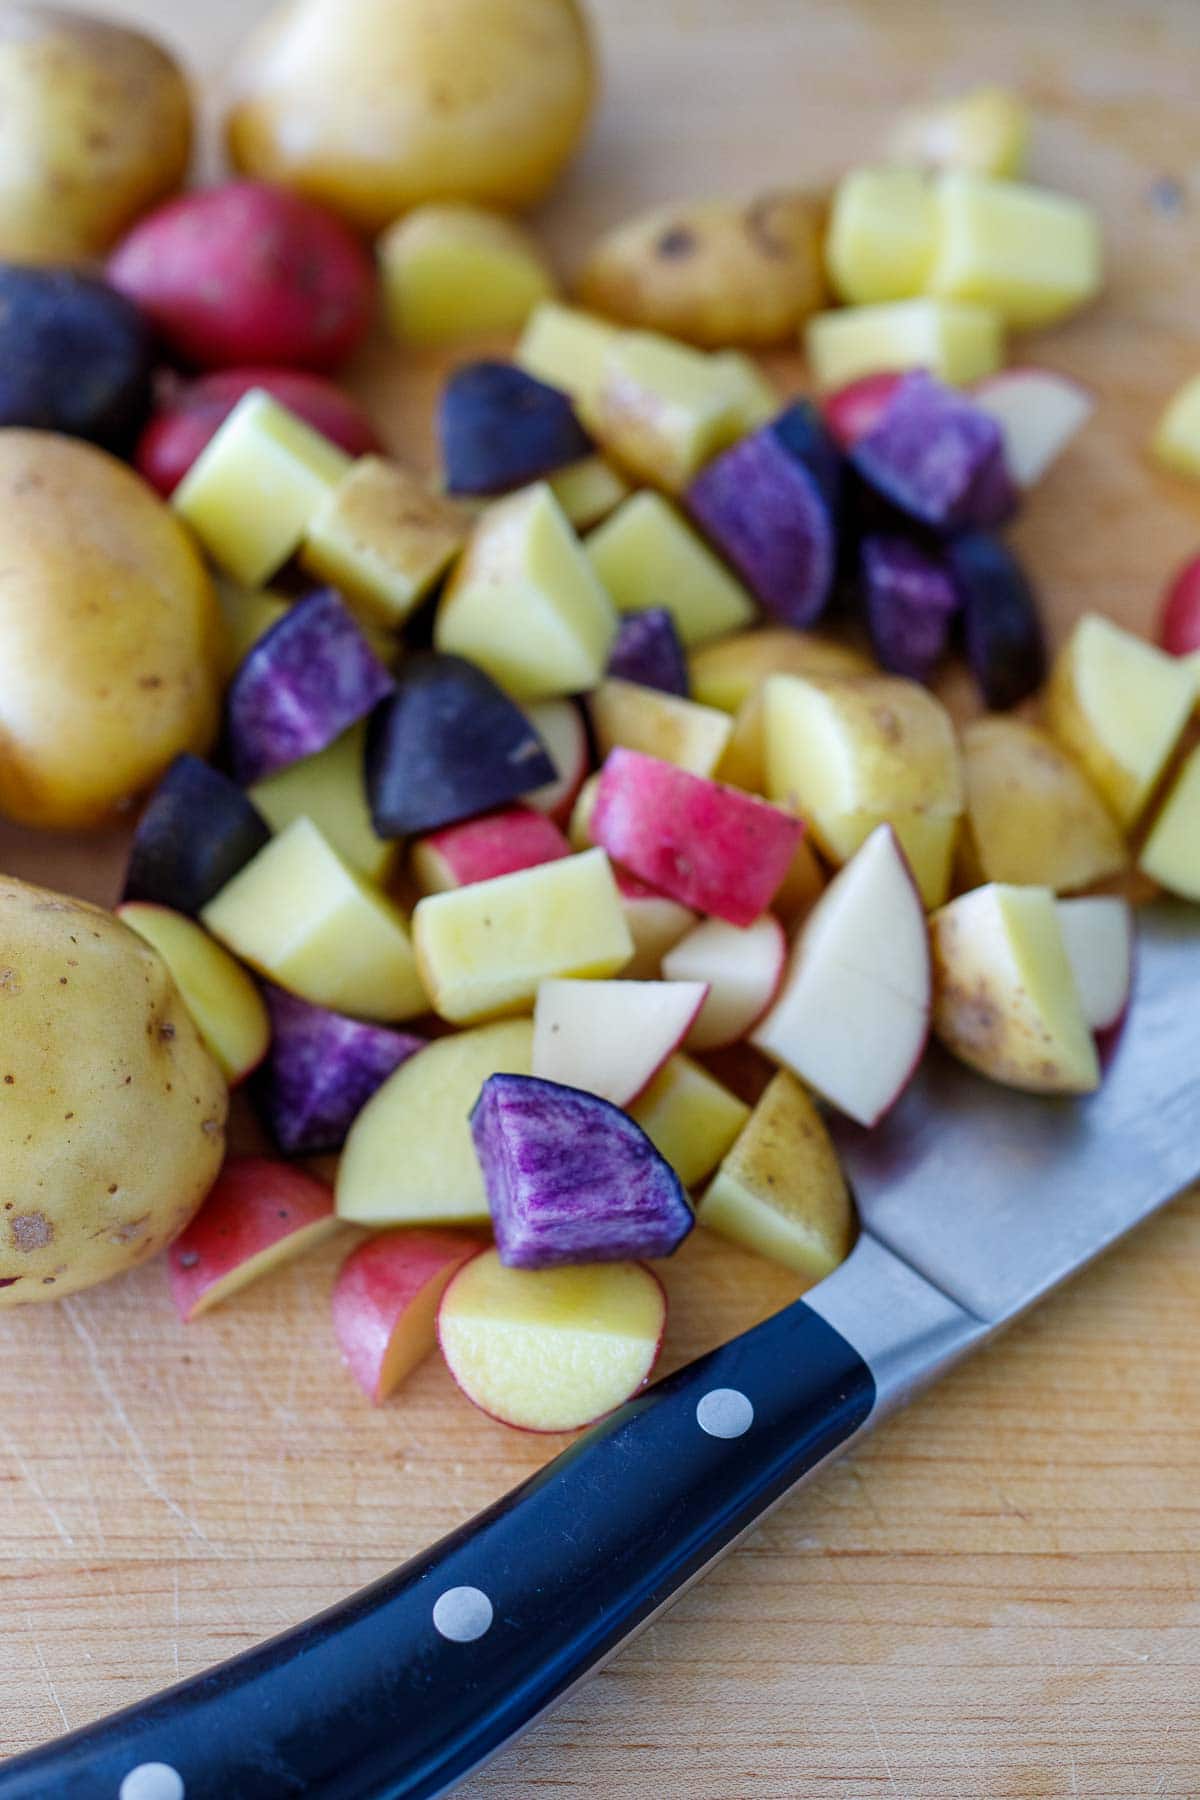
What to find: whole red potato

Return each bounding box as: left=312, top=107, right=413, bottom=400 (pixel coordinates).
left=136, top=368, right=383, bottom=496
left=1159, top=553, right=1200, bottom=658
left=107, top=181, right=375, bottom=372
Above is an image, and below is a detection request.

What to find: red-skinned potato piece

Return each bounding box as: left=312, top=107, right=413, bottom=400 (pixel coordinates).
left=1159, top=553, right=1200, bottom=658
left=136, top=369, right=382, bottom=497
left=591, top=747, right=803, bottom=926
left=331, top=1228, right=483, bottom=1403
left=822, top=370, right=904, bottom=449
left=168, top=1158, right=340, bottom=1320
left=108, top=181, right=376, bottom=373
left=411, top=807, right=570, bottom=895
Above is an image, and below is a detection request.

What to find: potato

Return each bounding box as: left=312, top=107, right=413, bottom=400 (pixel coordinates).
left=960, top=716, right=1128, bottom=893
left=0, top=6, right=191, bottom=263
left=379, top=204, right=557, bottom=347
left=575, top=191, right=827, bottom=348
left=0, top=431, right=222, bottom=831
left=0, top=264, right=153, bottom=450
left=0, top=876, right=226, bottom=1304
left=225, top=0, right=595, bottom=231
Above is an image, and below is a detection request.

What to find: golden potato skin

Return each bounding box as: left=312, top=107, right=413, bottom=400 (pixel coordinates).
left=0, top=431, right=223, bottom=831
left=575, top=192, right=828, bottom=348
left=225, top=0, right=595, bottom=230
left=0, top=5, right=192, bottom=263
left=0, top=877, right=226, bottom=1304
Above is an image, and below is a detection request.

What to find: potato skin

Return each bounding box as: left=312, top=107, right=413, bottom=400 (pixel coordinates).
left=0, top=431, right=223, bottom=830
left=225, top=0, right=595, bottom=230
left=0, top=6, right=192, bottom=263
left=575, top=192, right=828, bottom=348
left=0, top=877, right=226, bottom=1304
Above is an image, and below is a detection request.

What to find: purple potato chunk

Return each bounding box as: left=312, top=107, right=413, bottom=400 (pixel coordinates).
left=123, top=754, right=270, bottom=914
left=860, top=534, right=960, bottom=684
left=258, top=985, right=424, bottom=1155
left=851, top=371, right=1017, bottom=533
left=471, top=1073, right=694, bottom=1268
left=685, top=400, right=842, bottom=627
left=440, top=361, right=593, bottom=495
left=0, top=264, right=154, bottom=451
left=226, top=588, right=393, bottom=785
left=607, top=607, right=689, bottom=695
left=947, top=531, right=1046, bottom=710
left=366, top=651, right=556, bottom=837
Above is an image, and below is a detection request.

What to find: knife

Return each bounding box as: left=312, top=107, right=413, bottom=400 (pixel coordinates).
left=2, top=901, right=1196, bottom=1800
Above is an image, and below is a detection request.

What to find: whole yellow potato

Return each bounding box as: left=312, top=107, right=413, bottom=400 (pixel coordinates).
left=0, top=431, right=223, bottom=831
left=0, top=4, right=192, bottom=263
left=0, top=875, right=226, bottom=1304
left=225, top=0, right=596, bottom=230
left=575, top=192, right=828, bottom=348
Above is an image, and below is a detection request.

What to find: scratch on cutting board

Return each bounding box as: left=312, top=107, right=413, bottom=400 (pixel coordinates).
left=171, top=1563, right=182, bottom=1678
left=61, top=1297, right=219, bottom=1552
left=0, top=1419, right=74, bottom=1549
left=852, top=1671, right=900, bottom=1797
left=23, top=1613, right=69, bottom=1732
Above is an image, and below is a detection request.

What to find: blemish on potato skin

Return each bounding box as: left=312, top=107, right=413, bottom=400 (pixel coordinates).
left=9, top=1213, right=52, bottom=1252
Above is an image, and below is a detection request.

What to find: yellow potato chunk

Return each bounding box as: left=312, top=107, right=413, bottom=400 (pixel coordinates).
left=805, top=297, right=1003, bottom=390
left=825, top=167, right=938, bottom=304
left=588, top=678, right=733, bottom=777
left=713, top=688, right=769, bottom=791
left=1044, top=614, right=1195, bottom=828
left=927, top=172, right=1102, bottom=330
left=545, top=456, right=631, bottom=530
left=302, top=457, right=470, bottom=628
left=567, top=772, right=601, bottom=850
left=413, top=847, right=632, bottom=1023
left=593, top=329, right=745, bottom=492
left=1139, top=745, right=1200, bottom=900
left=930, top=883, right=1100, bottom=1095
left=516, top=301, right=620, bottom=430
left=763, top=672, right=963, bottom=906
left=435, top=483, right=617, bottom=700
left=710, top=351, right=780, bottom=432
left=961, top=717, right=1128, bottom=893
left=117, top=903, right=270, bottom=1086
left=202, top=818, right=425, bottom=1022
left=379, top=203, right=556, bottom=346
left=698, top=1071, right=852, bottom=1280
left=1152, top=374, right=1200, bottom=480
left=172, top=390, right=352, bottom=587
left=215, top=581, right=291, bottom=677
left=888, top=85, right=1029, bottom=180
left=249, top=723, right=396, bottom=885
left=628, top=1054, right=750, bottom=1189
left=585, top=491, right=756, bottom=645
left=337, top=1020, right=533, bottom=1225
left=690, top=626, right=873, bottom=714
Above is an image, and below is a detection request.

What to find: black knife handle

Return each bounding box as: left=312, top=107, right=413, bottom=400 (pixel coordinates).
left=0, top=1298, right=874, bottom=1800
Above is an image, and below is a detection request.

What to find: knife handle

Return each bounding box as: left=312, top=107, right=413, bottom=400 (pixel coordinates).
left=0, top=1294, right=876, bottom=1800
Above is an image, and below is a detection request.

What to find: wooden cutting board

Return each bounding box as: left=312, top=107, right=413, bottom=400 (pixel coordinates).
left=0, top=1, right=1198, bottom=1793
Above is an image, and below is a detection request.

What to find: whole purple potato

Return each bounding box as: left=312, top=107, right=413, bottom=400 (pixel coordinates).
left=0, top=265, right=154, bottom=449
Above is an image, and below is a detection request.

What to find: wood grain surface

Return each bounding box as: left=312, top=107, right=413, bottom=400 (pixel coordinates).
left=1, top=2, right=1199, bottom=1795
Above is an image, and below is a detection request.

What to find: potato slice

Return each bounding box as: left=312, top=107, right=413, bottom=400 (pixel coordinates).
left=302, top=457, right=470, bottom=628
left=825, top=167, right=937, bottom=305
left=961, top=716, right=1128, bottom=892
left=379, top=203, right=556, bottom=345
left=698, top=1071, right=852, bottom=1280
left=1140, top=744, right=1200, bottom=900
left=588, top=679, right=733, bottom=777
left=628, top=1054, right=750, bottom=1189
left=690, top=626, right=872, bottom=714
left=930, top=883, right=1100, bottom=1094
left=516, top=301, right=620, bottom=431
left=927, top=172, right=1102, bottom=330
left=593, top=329, right=745, bottom=492
left=805, top=297, right=1003, bottom=391
left=249, top=723, right=397, bottom=886
left=586, top=491, right=756, bottom=646
left=888, top=86, right=1029, bottom=179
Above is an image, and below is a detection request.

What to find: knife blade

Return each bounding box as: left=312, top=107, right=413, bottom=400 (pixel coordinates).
left=2, top=904, right=1195, bottom=1800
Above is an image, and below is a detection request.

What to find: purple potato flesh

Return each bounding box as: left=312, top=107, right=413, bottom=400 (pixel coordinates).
left=607, top=607, right=689, bottom=695
left=440, top=361, right=593, bottom=496
left=259, top=985, right=424, bottom=1155
left=226, top=587, right=394, bottom=785
left=471, top=1073, right=693, bottom=1269
left=851, top=372, right=1016, bottom=533
left=685, top=401, right=840, bottom=627
left=947, top=531, right=1046, bottom=710
left=860, top=533, right=960, bottom=684
left=123, top=753, right=270, bottom=914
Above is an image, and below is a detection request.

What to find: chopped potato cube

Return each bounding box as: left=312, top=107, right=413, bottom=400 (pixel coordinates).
left=961, top=716, right=1128, bottom=893
left=690, top=626, right=872, bottom=714
left=172, top=389, right=351, bottom=587
left=303, top=456, right=470, bottom=628
left=215, top=581, right=291, bottom=677
left=825, top=167, right=938, bottom=304
left=628, top=1054, right=750, bottom=1189
left=379, top=203, right=556, bottom=346
left=435, top=482, right=617, bottom=700
left=805, top=297, right=1003, bottom=390
left=593, top=329, right=745, bottom=491
left=1140, top=745, right=1200, bottom=900
left=588, top=678, right=733, bottom=777
left=888, top=86, right=1029, bottom=179
left=1152, top=374, right=1200, bottom=480
left=249, top=723, right=396, bottom=885
left=710, top=351, right=780, bottom=432
left=516, top=301, right=620, bottom=430
left=545, top=456, right=631, bottom=529
left=413, top=847, right=632, bottom=1023
left=585, top=490, right=755, bottom=645
left=927, top=172, right=1102, bottom=329
left=201, top=817, right=425, bottom=1022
